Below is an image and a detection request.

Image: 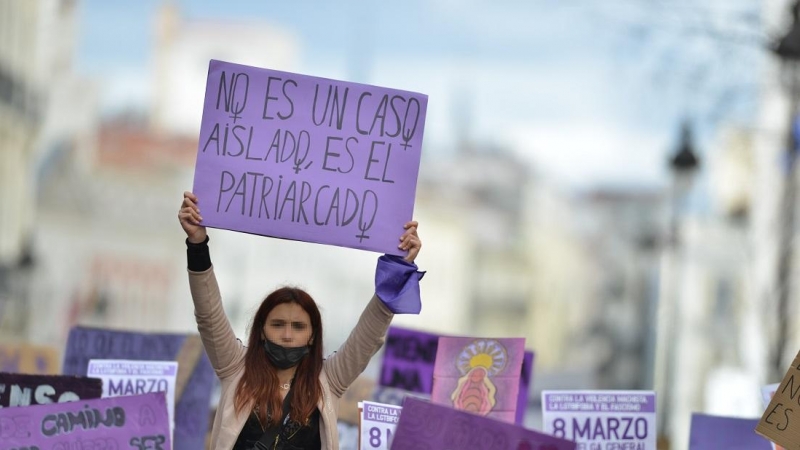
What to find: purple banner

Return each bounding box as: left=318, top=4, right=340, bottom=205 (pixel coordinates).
left=0, top=391, right=171, bottom=449
left=432, top=337, right=525, bottom=424
left=193, top=59, right=428, bottom=255
left=689, top=413, right=772, bottom=449
left=62, top=327, right=214, bottom=450
left=0, top=373, right=102, bottom=408
left=392, top=397, right=576, bottom=450
left=379, top=326, right=439, bottom=394
left=516, top=351, right=535, bottom=425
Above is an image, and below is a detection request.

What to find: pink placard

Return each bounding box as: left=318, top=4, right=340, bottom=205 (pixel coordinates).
left=431, top=336, right=526, bottom=424
left=193, top=60, right=428, bottom=255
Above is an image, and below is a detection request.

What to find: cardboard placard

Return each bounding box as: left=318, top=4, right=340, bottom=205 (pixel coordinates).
left=761, top=383, right=786, bottom=450
left=193, top=59, right=428, bottom=255
left=756, top=350, right=800, bottom=448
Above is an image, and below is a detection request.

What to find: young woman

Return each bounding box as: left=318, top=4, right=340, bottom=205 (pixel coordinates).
left=178, top=191, right=423, bottom=450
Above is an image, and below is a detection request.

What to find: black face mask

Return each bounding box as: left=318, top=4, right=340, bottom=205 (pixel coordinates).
left=263, top=339, right=309, bottom=370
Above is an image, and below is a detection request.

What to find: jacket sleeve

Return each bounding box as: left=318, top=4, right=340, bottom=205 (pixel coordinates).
left=324, top=295, right=393, bottom=397
left=188, top=266, right=246, bottom=380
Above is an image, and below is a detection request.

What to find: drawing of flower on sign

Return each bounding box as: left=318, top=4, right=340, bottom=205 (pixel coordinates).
left=432, top=336, right=525, bottom=424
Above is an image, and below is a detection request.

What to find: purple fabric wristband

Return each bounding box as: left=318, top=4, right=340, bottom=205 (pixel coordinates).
left=375, top=254, right=426, bottom=314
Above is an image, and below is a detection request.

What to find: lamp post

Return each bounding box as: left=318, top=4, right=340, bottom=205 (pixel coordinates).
left=771, top=0, right=800, bottom=383
left=656, top=121, right=699, bottom=449
left=669, top=124, right=701, bottom=245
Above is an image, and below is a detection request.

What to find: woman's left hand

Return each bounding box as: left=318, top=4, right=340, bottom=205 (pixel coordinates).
left=399, top=221, right=421, bottom=263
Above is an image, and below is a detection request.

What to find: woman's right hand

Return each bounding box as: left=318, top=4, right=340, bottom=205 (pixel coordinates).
left=178, top=191, right=207, bottom=243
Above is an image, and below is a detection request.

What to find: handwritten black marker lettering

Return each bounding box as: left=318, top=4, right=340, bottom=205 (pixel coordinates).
left=364, top=141, right=395, bottom=183
left=215, top=71, right=249, bottom=124
left=312, top=84, right=349, bottom=129
left=401, top=97, right=421, bottom=150
left=261, top=77, right=297, bottom=120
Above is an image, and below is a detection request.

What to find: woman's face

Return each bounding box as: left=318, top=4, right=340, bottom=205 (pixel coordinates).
left=263, top=302, right=313, bottom=348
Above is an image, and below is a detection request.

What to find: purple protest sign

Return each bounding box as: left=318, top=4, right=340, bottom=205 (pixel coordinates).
left=689, top=413, right=772, bottom=449
left=0, top=391, right=171, bottom=449
left=516, top=351, right=535, bottom=425
left=431, top=337, right=525, bottom=424
left=392, top=396, right=576, bottom=450
left=63, top=327, right=214, bottom=450
left=379, top=326, right=439, bottom=394
left=193, top=59, right=428, bottom=255
left=0, top=373, right=103, bottom=408
left=542, top=390, right=656, bottom=449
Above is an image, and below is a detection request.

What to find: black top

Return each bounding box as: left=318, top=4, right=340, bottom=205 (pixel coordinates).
left=231, top=390, right=322, bottom=450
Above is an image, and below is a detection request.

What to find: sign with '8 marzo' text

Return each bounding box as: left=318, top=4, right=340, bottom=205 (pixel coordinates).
left=542, top=390, right=656, bottom=450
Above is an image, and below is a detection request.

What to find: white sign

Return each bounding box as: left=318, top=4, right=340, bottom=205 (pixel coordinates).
left=761, top=383, right=786, bottom=450
left=542, top=390, right=657, bottom=450
left=358, top=400, right=402, bottom=450
left=87, top=359, right=178, bottom=440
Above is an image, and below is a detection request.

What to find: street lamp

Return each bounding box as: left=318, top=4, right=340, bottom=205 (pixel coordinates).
left=656, top=121, right=699, bottom=449
left=669, top=123, right=700, bottom=245
left=771, top=0, right=800, bottom=383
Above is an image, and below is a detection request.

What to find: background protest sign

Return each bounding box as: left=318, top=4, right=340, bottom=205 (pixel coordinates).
left=0, top=373, right=102, bottom=408
left=63, top=327, right=214, bottom=450
left=378, top=326, right=439, bottom=394
left=88, top=359, right=178, bottom=439
left=0, top=391, right=171, bottom=449
left=193, top=59, right=428, bottom=255
left=0, top=342, right=59, bottom=374
left=516, top=350, right=535, bottom=425
left=391, top=396, right=576, bottom=450
left=358, top=400, right=402, bottom=450
left=689, top=413, right=771, bottom=449
left=542, top=390, right=656, bottom=450
left=431, top=336, right=525, bottom=424
left=757, top=350, right=800, bottom=449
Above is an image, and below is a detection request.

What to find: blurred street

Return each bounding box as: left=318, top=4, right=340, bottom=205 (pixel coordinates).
left=0, top=1, right=797, bottom=448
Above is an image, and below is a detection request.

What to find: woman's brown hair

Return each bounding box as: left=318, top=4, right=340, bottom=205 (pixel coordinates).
left=233, top=287, right=324, bottom=427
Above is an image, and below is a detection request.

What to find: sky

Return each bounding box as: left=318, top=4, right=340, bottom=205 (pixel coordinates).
left=74, top=0, right=766, bottom=192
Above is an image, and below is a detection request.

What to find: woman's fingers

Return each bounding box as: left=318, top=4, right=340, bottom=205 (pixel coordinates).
left=180, top=192, right=203, bottom=224
left=183, top=191, right=198, bottom=204
left=404, top=235, right=421, bottom=262
left=182, top=197, right=199, bottom=212
left=398, top=220, right=421, bottom=260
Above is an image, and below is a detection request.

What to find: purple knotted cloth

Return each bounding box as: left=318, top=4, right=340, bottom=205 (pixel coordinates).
left=374, top=254, right=426, bottom=314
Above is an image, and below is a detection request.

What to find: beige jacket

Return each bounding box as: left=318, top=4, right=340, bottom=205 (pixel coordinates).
left=188, top=266, right=394, bottom=450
